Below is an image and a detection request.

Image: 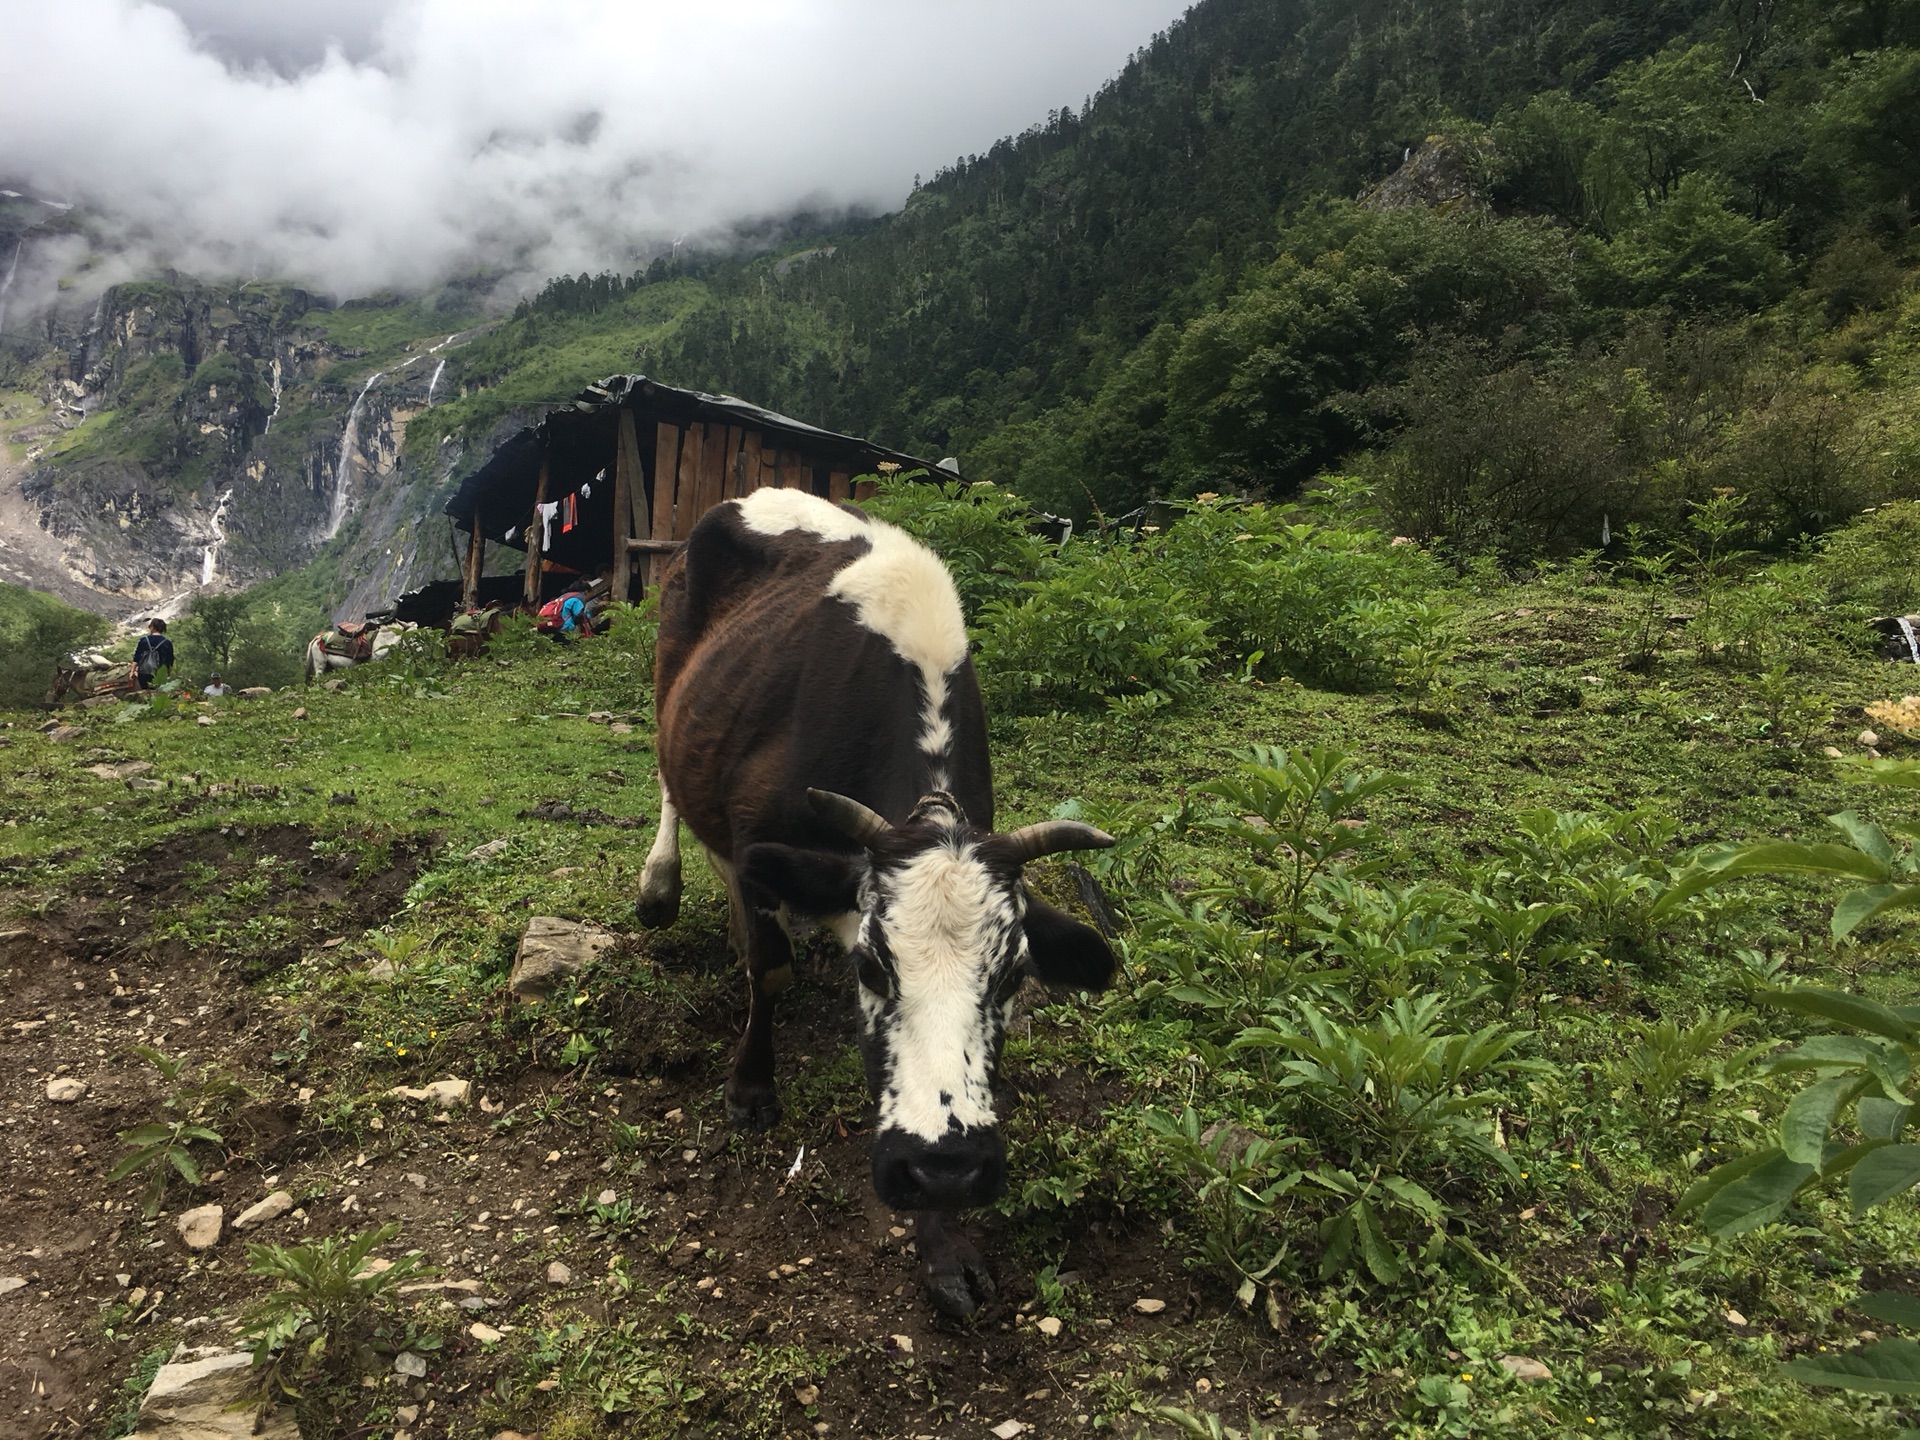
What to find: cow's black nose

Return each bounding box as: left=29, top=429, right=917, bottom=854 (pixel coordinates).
left=871, top=1127, right=1006, bottom=1210
left=908, top=1153, right=988, bottom=1205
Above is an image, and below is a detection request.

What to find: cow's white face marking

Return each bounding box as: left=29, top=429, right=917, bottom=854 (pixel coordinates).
left=856, top=810, right=1024, bottom=1143
left=731, top=490, right=968, bottom=790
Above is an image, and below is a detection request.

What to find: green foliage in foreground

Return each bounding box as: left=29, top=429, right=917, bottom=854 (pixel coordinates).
left=0, top=582, right=110, bottom=708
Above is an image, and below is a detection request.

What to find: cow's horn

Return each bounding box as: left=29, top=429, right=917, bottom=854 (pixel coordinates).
left=807, top=789, right=892, bottom=846
left=1002, top=821, right=1117, bottom=863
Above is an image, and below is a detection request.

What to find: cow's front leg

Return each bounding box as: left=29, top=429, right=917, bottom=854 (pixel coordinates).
left=915, top=1210, right=996, bottom=1320
left=635, top=780, right=683, bottom=927
left=726, top=908, right=792, bottom=1129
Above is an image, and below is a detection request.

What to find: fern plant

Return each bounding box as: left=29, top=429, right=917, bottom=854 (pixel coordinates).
left=237, top=1223, right=434, bottom=1395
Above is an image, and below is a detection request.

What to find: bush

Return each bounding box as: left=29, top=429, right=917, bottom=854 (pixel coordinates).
left=977, top=541, right=1213, bottom=711
left=1156, top=494, right=1448, bottom=687
left=1812, top=499, right=1920, bottom=615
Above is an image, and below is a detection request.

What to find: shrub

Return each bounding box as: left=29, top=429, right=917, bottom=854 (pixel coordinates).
left=976, top=541, right=1213, bottom=710
left=1814, top=500, right=1920, bottom=615
left=1155, top=495, right=1447, bottom=688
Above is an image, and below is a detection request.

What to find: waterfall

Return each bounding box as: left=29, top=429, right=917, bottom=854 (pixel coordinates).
left=200, top=489, right=235, bottom=586
left=325, top=357, right=419, bottom=539
left=1898, top=616, right=1920, bottom=666
left=262, top=355, right=284, bottom=434
left=0, top=240, right=20, bottom=334
left=425, top=357, right=447, bottom=407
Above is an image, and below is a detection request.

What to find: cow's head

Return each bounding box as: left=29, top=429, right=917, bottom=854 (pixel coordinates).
left=741, top=790, right=1116, bottom=1211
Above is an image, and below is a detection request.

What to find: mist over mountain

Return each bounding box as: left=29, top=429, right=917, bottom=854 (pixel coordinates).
left=0, top=0, right=1192, bottom=307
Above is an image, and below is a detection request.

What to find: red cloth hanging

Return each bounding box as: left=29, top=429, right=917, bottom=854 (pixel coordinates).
left=561, top=492, right=578, bottom=532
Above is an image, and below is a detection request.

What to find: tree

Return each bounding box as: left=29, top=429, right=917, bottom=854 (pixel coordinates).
left=185, top=592, right=250, bottom=674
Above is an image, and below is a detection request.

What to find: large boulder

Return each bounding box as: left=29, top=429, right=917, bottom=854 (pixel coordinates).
left=509, top=916, right=616, bottom=1001
left=132, top=1345, right=297, bottom=1438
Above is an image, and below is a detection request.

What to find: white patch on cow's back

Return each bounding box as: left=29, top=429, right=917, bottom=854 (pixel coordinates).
left=871, top=835, right=1017, bottom=1142
left=734, top=488, right=871, bottom=542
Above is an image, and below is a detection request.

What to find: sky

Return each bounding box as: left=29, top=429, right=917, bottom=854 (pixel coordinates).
left=0, top=0, right=1194, bottom=305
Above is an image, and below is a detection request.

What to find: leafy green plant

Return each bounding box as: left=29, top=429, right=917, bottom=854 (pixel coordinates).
left=1143, top=1106, right=1300, bottom=1311
left=106, top=1118, right=225, bottom=1219
left=236, top=1223, right=435, bottom=1395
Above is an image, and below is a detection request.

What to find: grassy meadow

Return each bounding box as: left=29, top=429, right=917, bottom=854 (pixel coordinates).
left=3, top=489, right=1920, bottom=1438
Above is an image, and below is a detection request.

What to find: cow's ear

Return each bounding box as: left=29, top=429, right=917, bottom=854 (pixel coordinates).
left=1022, top=895, right=1116, bottom=992
left=740, top=843, right=862, bottom=915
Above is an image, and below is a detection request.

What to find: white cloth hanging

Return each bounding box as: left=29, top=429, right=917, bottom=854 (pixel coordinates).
left=504, top=526, right=517, bottom=542
left=580, top=482, right=592, bottom=499
left=537, top=501, right=560, bottom=552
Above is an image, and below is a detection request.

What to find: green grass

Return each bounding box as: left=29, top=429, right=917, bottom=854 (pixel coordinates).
left=6, top=559, right=1920, bottom=1436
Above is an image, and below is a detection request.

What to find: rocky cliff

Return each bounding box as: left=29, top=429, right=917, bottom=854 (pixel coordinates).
left=0, top=270, right=481, bottom=621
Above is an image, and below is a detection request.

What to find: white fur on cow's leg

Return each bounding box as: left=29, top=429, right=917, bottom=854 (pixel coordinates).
left=635, top=779, right=684, bottom=928
left=914, top=1210, right=995, bottom=1319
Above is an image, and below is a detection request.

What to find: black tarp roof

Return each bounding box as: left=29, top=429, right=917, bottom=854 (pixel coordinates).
left=442, top=373, right=954, bottom=552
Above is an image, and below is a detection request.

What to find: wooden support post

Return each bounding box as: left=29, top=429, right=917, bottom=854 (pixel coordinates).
left=649, top=423, right=682, bottom=589
left=756, top=439, right=779, bottom=492
left=523, top=457, right=549, bottom=608
left=672, top=424, right=707, bottom=541
left=738, top=430, right=763, bottom=499
left=462, top=509, right=483, bottom=607
left=828, top=471, right=849, bottom=502
left=615, top=408, right=644, bottom=599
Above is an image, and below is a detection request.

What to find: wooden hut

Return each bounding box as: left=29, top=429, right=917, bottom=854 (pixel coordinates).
left=442, top=374, right=955, bottom=611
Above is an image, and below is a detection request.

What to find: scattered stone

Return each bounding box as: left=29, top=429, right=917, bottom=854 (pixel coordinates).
left=468, top=1322, right=505, bottom=1344
left=292, top=707, right=308, bottom=720
left=127, top=777, right=168, bottom=791
left=323, top=679, right=347, bottom=692
left=398, top=1279, right=482, bottom=1295
left=597, top=1188, right=618, bottom=1205
left=587, top=711, right=614, bottom=723
left=1036, top=1316, right=1063, bottom=1338
left=1133, top=1297, right=1167, bottom=1315
left=405, top=1173, right=428, bottom=1190
left=1861, top=730, right=1881, bottom=747
left=86, top=760, right=154, bottom=781
left=509, top=916, right=616, bottom=1001
left=196, top=715, right=216, bottom=727
left=493, top=1432, right=534, bottom=1440
left=393, top=1352, right=428, bottom=1378
left=238, top=687, right=273, bottom=699
left=1725, top=1308, right=1748, bottom=1326
left=176, top=1204, right=223, bottom=1250
left=609, top=722, right=634, bottom=735
left=45, top=1076, right=87, bottom=1103
left=795, top=1384, right=820, bottom=1406
left=47, top=725, right=85, bottom=743
left=1498, top=1355, right=1552, bottom=1382
left=396, top=1405, right=420, bottom=1424
left=889, top=1334, right=914, bottom=1354
left=546, top=1262, right=572, bottom=1286
left=465, top=838, right=510, bottom=862
left=235, top=1191, right=295, bottom=1230
left=131, top=1345, right=298, bottom=1439
left=992, top=1422, right=1027, bottom=1439
left=363, top=958, right=396, bottom=982
left=388, top=1079, right=471, bottom=1109
left=0, top=1277, right=26, bottom=1297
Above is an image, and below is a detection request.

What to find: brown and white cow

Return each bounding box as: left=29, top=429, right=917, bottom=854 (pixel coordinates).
left=635, top=488, right=1115, bottom=1317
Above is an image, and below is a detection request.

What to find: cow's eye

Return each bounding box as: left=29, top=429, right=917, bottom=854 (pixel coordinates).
left=856, top=951, right=895, bottom=998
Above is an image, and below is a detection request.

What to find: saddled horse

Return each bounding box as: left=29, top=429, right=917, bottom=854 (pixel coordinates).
left=46, top=652, right=143, bottom=707
left=303, top=621, right=415, bottom=681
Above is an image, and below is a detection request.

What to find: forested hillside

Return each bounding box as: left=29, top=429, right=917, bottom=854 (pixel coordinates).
left=417, top=0, right=1920, bottom=549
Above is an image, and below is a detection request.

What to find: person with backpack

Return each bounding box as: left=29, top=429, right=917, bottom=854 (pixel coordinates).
left=535, top=582, right=596, bottom=644
left=133, top=618, right=174, bottom=689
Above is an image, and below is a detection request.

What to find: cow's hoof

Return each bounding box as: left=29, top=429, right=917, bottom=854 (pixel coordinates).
left=633, top=893, right=680, bottom=929
left=725, top=1084, right=781, bottom=1130
left=919, top=1234, right=996, bottom=1320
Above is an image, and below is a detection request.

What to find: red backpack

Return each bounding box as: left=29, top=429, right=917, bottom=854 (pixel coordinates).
left=535, top=596, right=569, bottom=633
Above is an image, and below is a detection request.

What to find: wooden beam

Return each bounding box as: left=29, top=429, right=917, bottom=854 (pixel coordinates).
left=523, top=457, right=549, bottom=607
left=828, top=470, right=849, bottom=502
left=756, top=439, right=778, bottom=492
left=613, top=408, right=637, bottom=597
left=692, top=423, right=730, bottom=526
left=853, top=477, right=877, bottom=501
left=649, top=422, right=682, bottom=590
left=737, top=429, right=763, bottom=499
left=779, top=449, right=805, bottom=490
left=462, top=508, right=483, bottom=607
left=671, top=423, right=706, bottom=541
left=625, top=538, right=686, bottom=553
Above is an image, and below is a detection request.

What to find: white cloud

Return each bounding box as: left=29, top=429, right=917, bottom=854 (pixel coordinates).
left=0, top=0, right=1191, bottom=303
